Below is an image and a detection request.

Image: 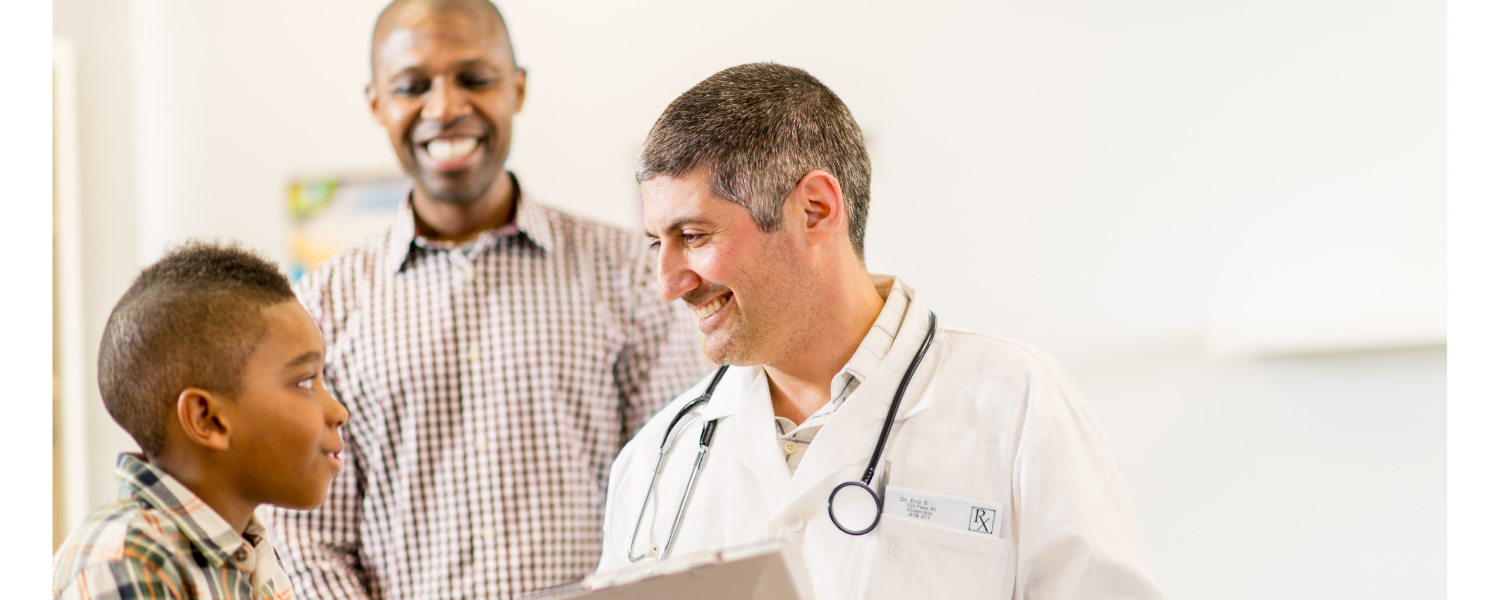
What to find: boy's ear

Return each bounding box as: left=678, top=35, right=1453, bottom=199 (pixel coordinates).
left=175, top=388, right=232, bottom=452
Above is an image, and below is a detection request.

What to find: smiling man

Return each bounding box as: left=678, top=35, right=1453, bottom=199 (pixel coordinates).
left=266, top=1, right=711, bottom=598
left=595, top=63, right=1166, bottom=599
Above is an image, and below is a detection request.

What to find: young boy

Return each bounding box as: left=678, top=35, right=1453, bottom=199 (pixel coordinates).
left=53, top=241, right=349, bottom=599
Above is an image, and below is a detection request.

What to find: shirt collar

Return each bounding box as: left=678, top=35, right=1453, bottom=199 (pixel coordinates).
left=385, top=172, right=554, bottom=274
left=114, top=453, right=255, bottom=569
left=837, top=274, right=912, bottom=386
left=788, top=274, right=911, bottom=423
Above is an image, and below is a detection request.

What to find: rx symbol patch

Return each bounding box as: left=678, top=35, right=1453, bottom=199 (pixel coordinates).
left=969, top=507, right=996, bottom=534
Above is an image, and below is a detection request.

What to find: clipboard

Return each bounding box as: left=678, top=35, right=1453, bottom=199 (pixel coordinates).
left=521, top=539, right=814, bottom=600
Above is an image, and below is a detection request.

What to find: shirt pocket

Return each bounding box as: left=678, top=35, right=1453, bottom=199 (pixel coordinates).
left=857, top=514, right=1014, bottom=600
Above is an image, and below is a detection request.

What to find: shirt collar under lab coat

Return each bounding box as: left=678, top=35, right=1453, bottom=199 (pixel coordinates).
left=688, top=275, right=948, bottom=507
left=694, top=275, right=936, bottom=422
left=779, top=275, right=914, bottom=434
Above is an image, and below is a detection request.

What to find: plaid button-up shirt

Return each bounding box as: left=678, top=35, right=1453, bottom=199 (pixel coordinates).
left=53, top=454, right=295, bottom=600
left=268, top=179, right=710, bottom=599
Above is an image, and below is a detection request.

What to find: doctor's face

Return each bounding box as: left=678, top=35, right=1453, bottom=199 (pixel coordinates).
left=643, top=168, right=814, bottom=366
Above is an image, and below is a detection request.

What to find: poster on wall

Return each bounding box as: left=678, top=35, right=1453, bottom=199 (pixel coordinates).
left=286, top=172, right=410, bottom=280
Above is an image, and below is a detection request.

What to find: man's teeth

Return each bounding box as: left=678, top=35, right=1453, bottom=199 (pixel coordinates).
left=426, top=137, right=478, bottom=161
left=694, top=296, right=729, bottom=319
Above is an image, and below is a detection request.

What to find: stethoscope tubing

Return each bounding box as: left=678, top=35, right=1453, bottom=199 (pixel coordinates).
left=861, top=310, right=937, bottom=486
left=627, top=309, right=938, bottom=558
left=828, top=310, right=938, bottom=535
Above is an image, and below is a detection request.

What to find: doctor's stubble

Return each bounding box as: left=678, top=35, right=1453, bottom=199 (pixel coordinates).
left=688, top=219, right=821, bottom=369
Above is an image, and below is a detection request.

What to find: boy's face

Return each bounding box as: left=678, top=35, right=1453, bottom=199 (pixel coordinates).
left=226, top=300, right=349, bottom=510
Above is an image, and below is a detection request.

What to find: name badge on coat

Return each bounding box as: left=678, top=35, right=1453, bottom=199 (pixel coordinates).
left=884, top=485, right=1003, bottom=536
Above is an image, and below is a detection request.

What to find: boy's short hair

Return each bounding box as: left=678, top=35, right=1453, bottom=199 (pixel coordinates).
left=99, top=240, right=297, bottom=456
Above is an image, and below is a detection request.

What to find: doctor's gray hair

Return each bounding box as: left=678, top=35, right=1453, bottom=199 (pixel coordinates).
left=636, top=63, right=873, bottom=259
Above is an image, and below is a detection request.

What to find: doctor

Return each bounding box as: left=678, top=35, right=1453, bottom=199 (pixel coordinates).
left=598, top=63, right=1165, bottom=600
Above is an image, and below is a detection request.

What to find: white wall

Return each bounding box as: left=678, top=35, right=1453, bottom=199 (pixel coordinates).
left=1074, top=343, right=1444, bottom=598
left=55, top=0, right=1444, bottom=597
left=55, top=0, right=147, bottom=525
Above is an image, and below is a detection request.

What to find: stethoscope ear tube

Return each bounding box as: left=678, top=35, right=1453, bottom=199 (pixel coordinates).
left=626, top=365, right=731, bottom=563
left=659, top=366, right=731, bottom=448
left=658, top=418, right=719, bottom=562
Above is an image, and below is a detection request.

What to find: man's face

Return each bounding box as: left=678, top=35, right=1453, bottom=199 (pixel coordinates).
left=368, top=11, right=525, bottom=204
left=643, top=168, right=813, bottom=366
left=226, top=300, right=349, bottom=510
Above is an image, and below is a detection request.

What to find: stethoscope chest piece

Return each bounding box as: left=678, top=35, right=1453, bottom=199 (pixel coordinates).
left=828, top=481, right=881, bottom=535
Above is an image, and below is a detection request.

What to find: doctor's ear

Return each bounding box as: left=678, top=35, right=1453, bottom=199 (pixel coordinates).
left=793, top=170, right=846, bottom=248
left=175, top=387, right=233, bottom=452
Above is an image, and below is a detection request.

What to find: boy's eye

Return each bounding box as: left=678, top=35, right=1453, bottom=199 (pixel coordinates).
left=296, top=377, right=315, bottom=391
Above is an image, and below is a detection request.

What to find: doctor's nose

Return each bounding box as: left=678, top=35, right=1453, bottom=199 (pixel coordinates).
left=656, top=249, right=699, bottom=304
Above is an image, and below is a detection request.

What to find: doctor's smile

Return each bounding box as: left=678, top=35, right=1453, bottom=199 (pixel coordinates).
left=690, top=292, right=732, bottom=321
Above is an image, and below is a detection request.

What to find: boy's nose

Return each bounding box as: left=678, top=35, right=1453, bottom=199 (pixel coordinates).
left=322, top=387, right=349, bottom=428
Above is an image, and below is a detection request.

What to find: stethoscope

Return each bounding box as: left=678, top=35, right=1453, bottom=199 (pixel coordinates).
left=626, top=311, right=938, bottom=563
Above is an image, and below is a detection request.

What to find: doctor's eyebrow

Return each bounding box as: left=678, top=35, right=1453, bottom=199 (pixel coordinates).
left=645, top=219, right=710, bottom=240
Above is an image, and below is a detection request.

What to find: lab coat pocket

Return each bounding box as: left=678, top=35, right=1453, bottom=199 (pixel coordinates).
left=859, top=514, right=1014, bottom=600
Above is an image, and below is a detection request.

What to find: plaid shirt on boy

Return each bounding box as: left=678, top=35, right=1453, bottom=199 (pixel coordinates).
left=52, top=454, right=295, bottom=600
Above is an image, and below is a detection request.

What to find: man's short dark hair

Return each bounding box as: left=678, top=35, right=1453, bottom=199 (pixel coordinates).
left=98, top=240, right=297, bottom=456
left=636, top=63, right=873, bottom=258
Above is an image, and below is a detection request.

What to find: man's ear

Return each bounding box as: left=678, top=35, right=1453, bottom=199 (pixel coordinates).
left=794, top=170, right=846, bottom=248
left=175, top=388, right=232, bottom=452
left=512, top=67, right=528, bottom=114
left=365, top=82, right=385, bottom=125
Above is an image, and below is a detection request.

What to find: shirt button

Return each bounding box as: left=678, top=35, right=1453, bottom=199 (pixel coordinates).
left=234, top=548, right=249, bottom=562
left=782, top=441, right=798, bottom=456
left=785, top=513, right=805, bottom=532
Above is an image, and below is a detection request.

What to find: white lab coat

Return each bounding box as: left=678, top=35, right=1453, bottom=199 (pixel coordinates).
left=598, top=277, right=1164, bottom=600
